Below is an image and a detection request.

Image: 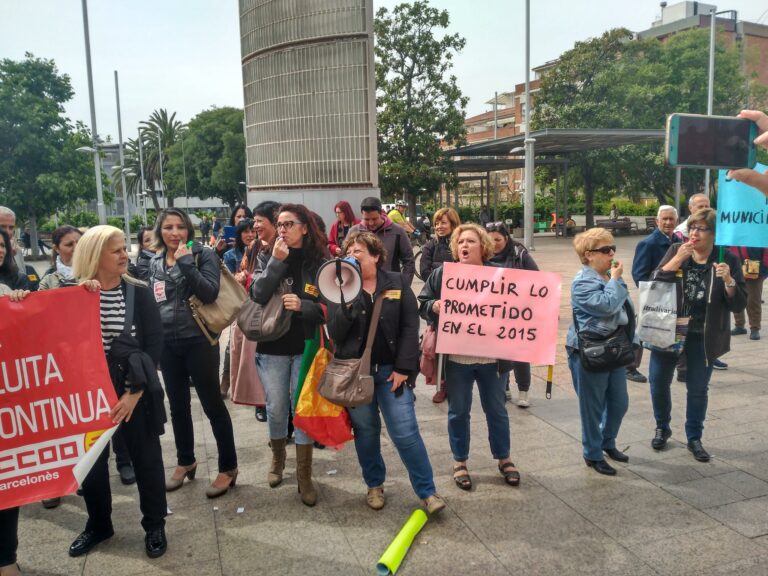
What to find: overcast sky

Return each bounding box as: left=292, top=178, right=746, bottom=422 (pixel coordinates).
left=1, top=0, right=764, bottom=140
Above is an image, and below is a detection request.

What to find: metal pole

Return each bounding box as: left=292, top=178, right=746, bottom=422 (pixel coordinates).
left=705, top=7, right=717, bottom=198
left=523, top=0, right=535, bottom=250
left=81, top=0, right=106, bottom=224
left=675, top=167, right=682, bottom=216
left=181, top=133, right=189, bottom=210
left=137, top=127, right=147, bottom=224
left=157, top=129, right=165, bottom=207
left=114, top=71, right=131, bottom=251
left=494, top=91, right=498, bottom=140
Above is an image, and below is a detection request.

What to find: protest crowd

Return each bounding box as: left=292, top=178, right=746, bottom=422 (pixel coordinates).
left=0, top=109, right=767, bottom=575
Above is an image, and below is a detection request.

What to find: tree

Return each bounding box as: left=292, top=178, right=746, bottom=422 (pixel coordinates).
left=0, top=53, right=96, bottom=255
left=533, top=27, right=754, bottom=225
left=164, top=107, right=245, bottom=209
left=375, top=1, right=468, bottom=216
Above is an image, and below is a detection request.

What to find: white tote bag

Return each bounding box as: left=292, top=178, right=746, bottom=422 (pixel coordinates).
left=637, top=281, right=677, bottom=348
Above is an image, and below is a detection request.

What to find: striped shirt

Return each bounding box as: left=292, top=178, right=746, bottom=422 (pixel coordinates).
left=100, top=287, right=134, bottom=352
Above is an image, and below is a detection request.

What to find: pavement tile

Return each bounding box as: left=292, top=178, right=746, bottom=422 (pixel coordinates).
left=714, top=471, right=768, bottom=499
left=662, top=476, right=745, bottom=509
left=627, top=525, right=767, bottom=576
left=705, top=496, right=768, bottom=538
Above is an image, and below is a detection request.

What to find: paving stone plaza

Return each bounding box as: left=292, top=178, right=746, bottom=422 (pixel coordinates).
left=17, top=234, right=768, bottom=576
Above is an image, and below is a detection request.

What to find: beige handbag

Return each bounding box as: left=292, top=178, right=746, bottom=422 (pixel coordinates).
left=236, top=279, right=293, bottom=342
left=318, top=294, right=384, bottom=407
left=743, top=259, right=760, bottom=280
left=189, top=256, right=248, bottom=345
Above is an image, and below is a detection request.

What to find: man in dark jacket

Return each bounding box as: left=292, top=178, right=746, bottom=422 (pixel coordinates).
left=350, top=197, right=415, bottom=285
left=627, top=205, right=678, bottom=383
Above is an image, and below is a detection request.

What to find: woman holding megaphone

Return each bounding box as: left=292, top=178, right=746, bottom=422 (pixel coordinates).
left=326, top=231, right=445, bottom=514
left=251, top=203, right=328, bottom=506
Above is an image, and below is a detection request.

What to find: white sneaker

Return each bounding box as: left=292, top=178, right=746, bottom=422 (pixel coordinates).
left=516, top=391, right=530, bottom=408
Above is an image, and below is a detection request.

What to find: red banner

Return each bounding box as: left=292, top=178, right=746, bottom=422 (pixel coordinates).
left=0, top=287, right=117, bottom=510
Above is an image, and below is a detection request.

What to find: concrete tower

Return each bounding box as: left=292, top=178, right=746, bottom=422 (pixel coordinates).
left=239, top=0, right=379, bottom=224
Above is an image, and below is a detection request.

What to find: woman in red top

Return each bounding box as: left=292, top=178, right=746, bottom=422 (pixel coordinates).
left=328, top=201, right=360, bottom=257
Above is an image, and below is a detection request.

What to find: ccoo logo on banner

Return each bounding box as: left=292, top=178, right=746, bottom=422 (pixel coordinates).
left=0, top=287, right=117, bottom=510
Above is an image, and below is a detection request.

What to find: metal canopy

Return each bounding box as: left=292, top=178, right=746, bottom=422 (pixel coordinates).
left=446, top=128, right=665, bottom=158
left=450, top=157, right=568, bottom=172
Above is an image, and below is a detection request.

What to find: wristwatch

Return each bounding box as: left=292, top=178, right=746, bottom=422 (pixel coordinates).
left=725, top=279, right=736, bottom=288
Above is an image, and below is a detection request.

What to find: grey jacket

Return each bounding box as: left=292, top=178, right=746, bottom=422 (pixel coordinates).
left=350, top=214, right=415, bottom=285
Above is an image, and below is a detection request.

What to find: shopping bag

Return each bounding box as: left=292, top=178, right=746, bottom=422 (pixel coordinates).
left=637, top=280, right=677, bottom=349
left=294, top=326, right=354, bottom=450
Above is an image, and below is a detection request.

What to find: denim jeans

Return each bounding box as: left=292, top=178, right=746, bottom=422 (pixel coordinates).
left=256, top=353, right=312, bottom=445
left=445, top=361, right=510, bottom=461
left=567, top=351, right=629, bottom=461
left=347, top=365, right=436, bottom=499
left=649, top=332, right=713, bottom=441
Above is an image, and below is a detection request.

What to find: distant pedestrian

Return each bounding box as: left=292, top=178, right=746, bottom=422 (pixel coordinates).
left=730, top=246, right=768, bottom=341
left=328, top=200, right=360, bottom=257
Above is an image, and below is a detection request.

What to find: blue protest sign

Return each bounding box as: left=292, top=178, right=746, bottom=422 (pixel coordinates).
left=716, top=163, right=768, bottom=248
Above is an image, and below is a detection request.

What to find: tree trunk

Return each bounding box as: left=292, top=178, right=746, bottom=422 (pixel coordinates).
left=28, top=211, right=39, bottom=259
left=149, top=189, right=161, bottom=211
left=583, top=164, right=595, bottom=228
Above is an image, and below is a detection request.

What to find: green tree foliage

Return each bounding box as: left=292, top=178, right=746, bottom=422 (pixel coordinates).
left=165, top=107, right=246, bottom=209
left=0, top=54, right=96, bottom=254
left=533, top=27, right=753, bottom=225
left=375, top=1, right=468, bottom=215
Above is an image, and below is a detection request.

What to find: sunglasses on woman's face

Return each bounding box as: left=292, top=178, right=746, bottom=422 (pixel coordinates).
left=590, top=245, right=616, bottom=255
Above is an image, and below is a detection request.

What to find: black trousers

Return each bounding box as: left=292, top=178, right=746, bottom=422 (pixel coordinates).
left=112, top=427, right=131, bottom=469
left=0, top=507, right=19, bottom=567
left=81, top=397, right=166, bottom=534
left=160, top=339, right=237, bottom=472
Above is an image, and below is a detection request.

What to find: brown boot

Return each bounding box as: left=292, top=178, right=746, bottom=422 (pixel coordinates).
left=268, top=438, right=287, bottom=488
left=295, top=444, right=317, bottom=507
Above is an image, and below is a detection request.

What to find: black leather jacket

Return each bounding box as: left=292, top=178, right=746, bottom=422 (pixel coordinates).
left=149, top=242, right=220, bottom=341
left=326, top=269, right=419, bottom=376
left=250, top=249, right=325, bottom=340
left=419, top=235, right=453, bottom=281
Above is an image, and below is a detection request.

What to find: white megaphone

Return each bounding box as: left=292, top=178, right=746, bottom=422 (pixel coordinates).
left=316, top=257, right=363, bottom=304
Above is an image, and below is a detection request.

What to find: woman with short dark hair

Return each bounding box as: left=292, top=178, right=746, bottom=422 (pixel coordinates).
left=648, top=208, right=747, bottom=461
left=149, top=208, right=238, bottom=498
left=0, top=229, right=28, bottom=291
left=329, top=231, right=445, bottom=514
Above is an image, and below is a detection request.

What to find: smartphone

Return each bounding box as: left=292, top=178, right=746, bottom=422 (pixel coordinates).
left=666, top=113, right=758, bottom=170
left=222, top=225, right=236, bottom=242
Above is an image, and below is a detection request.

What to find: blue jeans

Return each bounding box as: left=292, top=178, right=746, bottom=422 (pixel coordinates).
left=649, top=332, right=713, bottom=441
left=255, top=353, right=312, bottom=445
left=347, top=365, right=436, bottom=499
left=445, top=361, right=510, bottom=461
left=567, top=351, right=629, bottom=461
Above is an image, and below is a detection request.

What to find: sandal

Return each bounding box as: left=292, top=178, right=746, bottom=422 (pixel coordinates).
left=498, top=461, right=521, bottom=487
left=453, top=464, right=472, bottom=491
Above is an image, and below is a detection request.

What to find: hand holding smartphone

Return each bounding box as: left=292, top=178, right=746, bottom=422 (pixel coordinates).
left=665, top=113, right=758, bottom=170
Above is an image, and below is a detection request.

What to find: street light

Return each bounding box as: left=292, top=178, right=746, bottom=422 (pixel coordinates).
left=80, top=0, right=106, bottom=224
left=114, top=70, right=131, bottom=251
left=705, top=7, right=738, bottom=198
left=238, top=181, right=247, bottom=204
left=523, top=0, right=535, bottom=251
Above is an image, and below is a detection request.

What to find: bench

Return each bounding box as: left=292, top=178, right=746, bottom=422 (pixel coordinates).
left=594, top=218, right=638, bottom=234
left=645, top=217, right=657, bottom=232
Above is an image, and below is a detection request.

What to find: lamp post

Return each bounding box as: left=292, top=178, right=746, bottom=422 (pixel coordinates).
left=114, top=70, right=131, bottom=250
left=523, top=0, right=535, bottom=251
left=238, top=181, right=247, bottom=204
left=157, top=129, right=165, bottom=207
left=705, top=8, right=738, bottom=198
left=80, top=0, right=106, bottom=224
left=181, top=133, right=189, bottom=210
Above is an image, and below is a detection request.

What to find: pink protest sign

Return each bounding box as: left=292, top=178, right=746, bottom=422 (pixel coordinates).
left=435, top=262, right=562, bottom=365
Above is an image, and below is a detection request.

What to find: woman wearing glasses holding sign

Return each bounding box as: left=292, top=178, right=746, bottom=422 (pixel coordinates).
left=567, top=228, right=634, bottom=476
left=418, top=223, right=519, bottom=491
left=251, top=204, right=328, bottom=506
left=648, top=208, right=746, bottom=462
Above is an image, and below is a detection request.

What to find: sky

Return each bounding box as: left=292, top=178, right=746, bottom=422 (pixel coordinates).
left=1, top=0, right=765, bottom=141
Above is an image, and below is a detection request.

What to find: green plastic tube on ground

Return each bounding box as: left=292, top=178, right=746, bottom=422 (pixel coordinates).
left=376, top=509, right=428, bottom=575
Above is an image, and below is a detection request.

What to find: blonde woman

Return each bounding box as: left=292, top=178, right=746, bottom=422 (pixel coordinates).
left=567, top=228, right=634, bottom=476
left=68, top=226, right=168, bottom=559
left=418, top=224, right=520, bottom=490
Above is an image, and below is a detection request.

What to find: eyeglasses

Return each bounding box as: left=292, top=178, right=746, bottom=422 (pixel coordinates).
left=276, top=220, right=304, bottom=230
left=589, top=245, right=616, bottom=255
left=689, top=226, right=710, bottom=234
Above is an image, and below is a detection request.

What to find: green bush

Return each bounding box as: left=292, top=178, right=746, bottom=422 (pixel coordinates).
left=599, top=199, right=658, bottom=217
left=107, top=217, right=123, bottom=229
